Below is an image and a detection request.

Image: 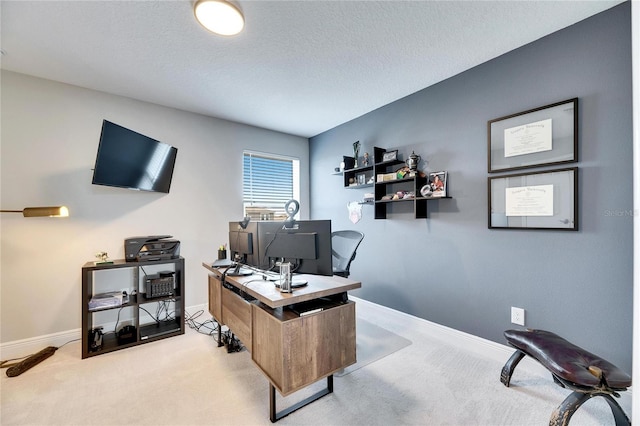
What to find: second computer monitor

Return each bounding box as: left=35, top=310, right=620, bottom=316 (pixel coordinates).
left=228, top=221, right=258, bottom=266
left=257, top=220, right=332, bottom=276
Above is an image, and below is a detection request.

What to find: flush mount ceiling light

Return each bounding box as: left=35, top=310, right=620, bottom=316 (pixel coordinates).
left=194, top=0, right=245, bottom=36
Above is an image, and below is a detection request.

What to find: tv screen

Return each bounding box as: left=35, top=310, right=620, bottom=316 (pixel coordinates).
left=92, top=120, right=178, bottom=193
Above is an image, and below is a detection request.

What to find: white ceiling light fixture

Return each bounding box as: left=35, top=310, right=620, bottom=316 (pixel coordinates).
left=194, top=0, right=245, bottom=36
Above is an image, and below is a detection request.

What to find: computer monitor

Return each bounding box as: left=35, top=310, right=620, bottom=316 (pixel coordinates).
left=257, top=220, right=333, bottom=276
left=228, top=221, right=258, bottom=267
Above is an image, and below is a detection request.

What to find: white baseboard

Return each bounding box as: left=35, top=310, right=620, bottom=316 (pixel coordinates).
left=0, top=303, right=210, bottom=361
left=0, top=329, right=82, bottom=361
left=2, top=299, right=632, bottom=409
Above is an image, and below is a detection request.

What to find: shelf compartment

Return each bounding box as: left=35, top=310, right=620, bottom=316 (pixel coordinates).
left=346, top=183, right=373, bottom=189
left=88, top=293, right=137, bottom=311
left=89, top=332, right=137, bottom=355
left=342, top=164, right=374, bottom=187
left=138, top=293, right=180, bottom=303
left=139, top=319, right=182, bottom=341
left=375, top=176, right=415, bottom=186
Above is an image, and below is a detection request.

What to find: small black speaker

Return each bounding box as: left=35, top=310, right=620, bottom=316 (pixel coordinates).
left=117, top=325, right=136, bottom=345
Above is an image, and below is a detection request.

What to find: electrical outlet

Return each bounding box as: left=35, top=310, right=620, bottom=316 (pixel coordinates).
left=511, top=307, right=525, bottom=326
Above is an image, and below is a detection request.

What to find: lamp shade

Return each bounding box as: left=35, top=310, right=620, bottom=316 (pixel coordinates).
left=194, top=0, right=244, bottom=36
left=1, top=206, right=69, bottom=217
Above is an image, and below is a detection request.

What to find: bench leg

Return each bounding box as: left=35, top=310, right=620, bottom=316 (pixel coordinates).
left=550, top=392, right=631, bottom=426
left=601, top=394, right=631, bottom=426
left=500, top=349, right=525, bottom=387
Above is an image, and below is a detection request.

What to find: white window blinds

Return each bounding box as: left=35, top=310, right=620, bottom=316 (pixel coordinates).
left=243, top=151, right=299, bottom=221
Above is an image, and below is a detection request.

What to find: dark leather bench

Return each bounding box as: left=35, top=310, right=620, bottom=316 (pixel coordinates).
left=501, top=329, right=631, bottom=426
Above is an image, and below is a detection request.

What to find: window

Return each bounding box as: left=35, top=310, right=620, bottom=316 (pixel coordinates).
left=243, top=151, right=300, bottom=221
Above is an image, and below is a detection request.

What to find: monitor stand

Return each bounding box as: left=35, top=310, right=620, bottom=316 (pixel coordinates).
left=273, top=278, right=308, bottom=289
left=226, top=263, right=253, bottom=277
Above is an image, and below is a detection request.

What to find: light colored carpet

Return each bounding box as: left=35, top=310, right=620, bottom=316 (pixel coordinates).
left=0, top=298, right=632, bottom=425
left=335, top=317, right=412, bottom=377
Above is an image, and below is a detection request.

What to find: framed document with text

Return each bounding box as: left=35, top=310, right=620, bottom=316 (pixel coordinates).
left=488, top=167, right=578, bottom=231
left=488, top=98, right=578, bottom=173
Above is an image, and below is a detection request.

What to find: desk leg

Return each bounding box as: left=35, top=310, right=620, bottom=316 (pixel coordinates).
left=269, top=375, right=334, bottom=423
left=216, top=322, right=223, bottom=347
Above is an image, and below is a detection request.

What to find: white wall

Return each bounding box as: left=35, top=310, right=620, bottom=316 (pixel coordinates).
left=0, top=70, right=309, bottom=344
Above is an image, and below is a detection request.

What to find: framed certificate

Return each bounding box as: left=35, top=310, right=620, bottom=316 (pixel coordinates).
left=488, top=167, right=578, bottom=231
left=488, top=98, right=578, bottom=173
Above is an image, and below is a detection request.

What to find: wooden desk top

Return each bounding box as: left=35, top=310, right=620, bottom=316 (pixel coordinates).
left=202, top=262, right=361, bottom=308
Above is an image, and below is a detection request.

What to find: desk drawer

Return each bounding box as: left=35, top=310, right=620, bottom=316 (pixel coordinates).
left=222, top=286, right=252, bottom=353
left=251, top=301, right=356, bottom=396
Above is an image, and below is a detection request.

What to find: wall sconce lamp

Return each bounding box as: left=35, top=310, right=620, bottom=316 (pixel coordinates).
left=194, top=0, right=245, bottom=36
left=0, top=206, right=70, bottom=217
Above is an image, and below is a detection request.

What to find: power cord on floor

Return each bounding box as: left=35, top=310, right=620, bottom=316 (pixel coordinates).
left=184, top=310, right=243, bottom=352
left=0, top=337, right=81, bottom=377
left=185, top=309, right=219, bottom=336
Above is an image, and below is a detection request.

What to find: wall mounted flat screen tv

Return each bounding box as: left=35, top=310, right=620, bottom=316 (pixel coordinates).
left=92, top=120, right=178, bottom=193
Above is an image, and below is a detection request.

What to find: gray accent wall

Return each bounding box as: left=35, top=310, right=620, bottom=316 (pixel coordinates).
left=310, top=3, right=633, bottom=371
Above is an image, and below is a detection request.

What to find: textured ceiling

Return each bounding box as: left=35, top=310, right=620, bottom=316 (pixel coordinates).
left=0, top=1, right=624, bottom=138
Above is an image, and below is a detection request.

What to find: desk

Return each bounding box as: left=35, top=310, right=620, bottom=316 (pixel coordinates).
left=202, top=262, right=361, bottom=422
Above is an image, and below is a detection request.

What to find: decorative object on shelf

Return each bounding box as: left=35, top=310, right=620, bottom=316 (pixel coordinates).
left=393, top=191, right=415, bottom=200
left=382, top=150, right=398, bottom=162
left=353, top=141, right=361, bottom=167
left=406, top=151, right=421, bottom=175
left=488, top=98, right=578, bottom=173
left=347, top=201, right=362, bottom=224
left=377, top=172, right=397, bottom=182
left=357, top=173, right=366, bottom=185
left=429, top=171, right=447, bottom=197
left=343, top=156, right=355, bottom=170
left=396, top=166, right=410, bottom=180
left=363, top=152, right=370, bottom=166
left=339, top=161, right=345, bottom=171
left=94, top=251, right=113, bottom=265
left=363, top=193, right=374, bottom=203
left=488, top=167, right=577, bottom=230
left=420, top=184, right=433, bottom=198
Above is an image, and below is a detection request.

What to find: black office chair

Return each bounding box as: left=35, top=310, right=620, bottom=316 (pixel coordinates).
left=331, top=230, right=365, bottom=278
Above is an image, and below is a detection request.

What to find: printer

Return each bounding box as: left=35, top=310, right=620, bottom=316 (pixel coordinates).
left=125, top=235, right=180, bottom=262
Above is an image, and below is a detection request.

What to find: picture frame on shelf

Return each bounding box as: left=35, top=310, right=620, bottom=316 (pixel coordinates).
left=428, top=171, right=447, bottom=197
left=382, top=150, right=398, bottom=162
left=357, top=173, right=366, bottom=185
left=488, top=167, right=577, bottom=231
left=488, top=98, right=578, bottom=173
